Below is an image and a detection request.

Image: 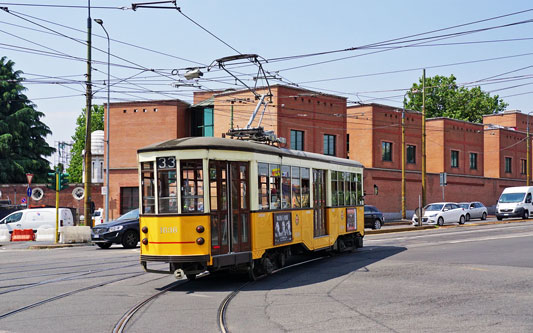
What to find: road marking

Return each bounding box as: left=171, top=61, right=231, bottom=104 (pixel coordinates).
left=405, top=232, right=533, bottom=248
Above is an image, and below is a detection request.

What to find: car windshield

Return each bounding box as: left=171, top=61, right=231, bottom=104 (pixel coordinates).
left=425, top=204, right=444, bottom=211
left=499, top=193, right=525, bottom=203
left=117, top=209, right=139, bottom=221
left=458, top=203, right=469, bottom=209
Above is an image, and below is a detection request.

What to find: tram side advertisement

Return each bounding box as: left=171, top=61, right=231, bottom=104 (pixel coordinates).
left=346, top=208, right=357, bottom=231
left=274, top=212, right=292, bottom=245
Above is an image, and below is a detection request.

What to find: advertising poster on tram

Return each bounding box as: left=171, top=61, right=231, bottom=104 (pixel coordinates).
left=346, top=208, right=357, bottom=231
left=273, top=212, right=292, bottom=245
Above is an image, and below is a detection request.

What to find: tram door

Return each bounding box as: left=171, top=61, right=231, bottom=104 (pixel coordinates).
left=209, top=161, right=251, bottom=255
left=313, top=169, right=327, bottom=237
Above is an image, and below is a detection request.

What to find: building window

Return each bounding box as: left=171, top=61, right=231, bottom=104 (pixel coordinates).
left=382, top=142, right=392, bottom=161
left=290, top=130, right=304, bottom=151
left=470, top=153, right=478, bottom=170
left=521, top=159, right=527, bottom=175
left=407, top=145, right=416, bottom=164
left=324, top=134, right=336, bottom=156
left=451, top=150, right=459, bottom=168
left=120, top=187, right=139, bottom=215
left=505, top=157, right=512, bottom=173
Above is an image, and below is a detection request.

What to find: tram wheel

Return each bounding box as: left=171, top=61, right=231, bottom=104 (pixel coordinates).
left=263, top=257, right=274, bottom=275
left=277, top=252, right=286, bottom=269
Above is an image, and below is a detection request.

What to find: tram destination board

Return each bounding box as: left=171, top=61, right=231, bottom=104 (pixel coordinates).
left=273, top=212, right=292, bottom=245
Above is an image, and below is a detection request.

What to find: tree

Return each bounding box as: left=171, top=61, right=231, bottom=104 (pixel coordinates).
left=0, top=56, right=55, bottom=183
left=404, top=74, right=508, bottom=123
left=67, top=105, right=104, bottom=183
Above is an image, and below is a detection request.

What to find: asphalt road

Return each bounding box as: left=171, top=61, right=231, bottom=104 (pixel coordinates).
left=1, top=221, right=532, bottom=332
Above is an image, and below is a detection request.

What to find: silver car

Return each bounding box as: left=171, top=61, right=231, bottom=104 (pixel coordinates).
left=458, top=202, right=488, bottom=221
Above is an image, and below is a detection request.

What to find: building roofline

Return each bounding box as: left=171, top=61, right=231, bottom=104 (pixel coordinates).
left=108, top=99, right=190, bottom=107
left=482, top=110, right=523, bottom=117
left=213, top=84, right=347, bottom=100
left=347, top=102, right=420, bottom=114
left=427, top=117, right=483, bottom=126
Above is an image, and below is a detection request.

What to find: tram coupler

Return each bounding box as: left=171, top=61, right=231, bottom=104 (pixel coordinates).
left=173, top=268, right=185, bottom=280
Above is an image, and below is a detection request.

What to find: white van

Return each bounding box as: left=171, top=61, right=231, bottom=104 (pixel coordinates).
left=496, top=186, right=533, bottom=220
left=0, top=208, right=74, bottom=232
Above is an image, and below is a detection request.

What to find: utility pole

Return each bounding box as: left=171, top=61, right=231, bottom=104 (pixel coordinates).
left=84, top=0, right=93, bottom=226
left=527, top=111, right=533, bottom=186
left=401, top=96, right=407, bottom=219
left=421, top=69, right=427, bottom=207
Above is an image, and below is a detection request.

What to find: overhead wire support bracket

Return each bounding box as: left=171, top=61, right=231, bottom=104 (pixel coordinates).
left=131, top=1, right=177, bottom=11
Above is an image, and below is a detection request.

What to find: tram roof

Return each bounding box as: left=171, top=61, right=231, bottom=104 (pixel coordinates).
left=138, top=137, right=363, bottom=168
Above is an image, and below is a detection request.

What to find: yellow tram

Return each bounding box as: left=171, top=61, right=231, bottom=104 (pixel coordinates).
left=137, top=137, right=365, bottom=279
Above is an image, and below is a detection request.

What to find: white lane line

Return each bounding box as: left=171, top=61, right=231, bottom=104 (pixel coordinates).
left=405, top=232, right=533, bottom=248
left=366, top=224, right=533, bottom=242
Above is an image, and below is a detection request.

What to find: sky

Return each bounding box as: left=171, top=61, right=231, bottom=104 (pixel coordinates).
left=1, top=0, right=532, bottom=161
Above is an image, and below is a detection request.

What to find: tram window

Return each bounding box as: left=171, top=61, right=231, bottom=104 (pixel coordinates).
left=356, top=173, right=364, bottom=205
left=301, top=168, right=310, bottom=208
left=258, top=163, right=269, bottom=210
left=291, top=166, right=301, bottom=208
left=269, top=164, right=281, bottom=209
left=338, top=172, right=346, bottom=206
left=281, top=166, right=291, bottom=209
left=209, top=166, right=217, bottom=211
left=157, top=156, right=177, bottom=213
left=331, top=171, right=338, bottom=206
left=240, top=165, right=247, bottom=209
left=349, top=173, right=357, bottom=205
left=141, top=162, right=155, bottom=214
left=181, top=160, right=204, bottom=213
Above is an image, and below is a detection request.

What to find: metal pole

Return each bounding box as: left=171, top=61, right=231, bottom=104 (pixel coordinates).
left=55, top=172, right=59, bottom=243
left=421, top=69, right=427, bottom=207
left=401, top=96, right=406, bottom=219
left=95, top=19, right=110, bottom=222
left=526, top=111, right=533, bottom=186
left=84, top=0, right=93, bottom=226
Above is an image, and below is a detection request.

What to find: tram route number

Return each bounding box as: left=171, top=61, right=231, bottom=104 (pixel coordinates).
left=157, top=156, right=176, bottom=170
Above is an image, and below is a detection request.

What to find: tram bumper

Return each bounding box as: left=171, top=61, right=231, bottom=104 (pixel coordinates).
left=141, top=254, right=210, bottom=275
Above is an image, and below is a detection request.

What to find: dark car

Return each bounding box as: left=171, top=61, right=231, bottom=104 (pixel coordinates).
left=91, top=209, right=139, bottom=249
left=364, top=205, right=384, bottom=229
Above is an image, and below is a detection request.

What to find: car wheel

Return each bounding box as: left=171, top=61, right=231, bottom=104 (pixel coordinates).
left=437, top=217, right=444, bottom=226
left=465, top=213, right=470, bottom=222
left=121, top=230, right=139, bottom=249
left=459, top=215, right=465, bottom=225
left=522, top=210, right=529, bottom=220
left=497, top=216, right=503, bottom=221
left=96, top=242, right=112, bottom=249
left=186, top=274, right=197, bottom=281
left=373, top=219, right=382, bottom=230
left=481, top=212, right=487, bottom=220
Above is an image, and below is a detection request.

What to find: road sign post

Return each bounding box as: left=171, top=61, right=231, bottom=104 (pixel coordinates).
left=440, top=172, right=447, bottom=201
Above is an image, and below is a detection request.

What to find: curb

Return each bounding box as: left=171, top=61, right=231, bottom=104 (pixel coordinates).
left=28, top=243, right=92, bottom=250
left=367, top=218, right=532, bottom=234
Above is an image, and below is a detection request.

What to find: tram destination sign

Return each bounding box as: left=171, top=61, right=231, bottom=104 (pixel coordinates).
left=273, top=212, right=292, bottom=245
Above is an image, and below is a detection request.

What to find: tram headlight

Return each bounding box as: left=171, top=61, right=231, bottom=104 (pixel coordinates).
left=142, top=226, right=148, bottom=233
left=196, top=225, right=205, bottom=233
left=142, top=238, right=148, bottom=245
left=196, top=237, right=205, bottom=245
left=109, top=225, right=123, bottom=232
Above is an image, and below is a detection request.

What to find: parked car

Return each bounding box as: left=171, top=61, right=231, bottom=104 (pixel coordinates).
left=412, top=202, right=466, bottom=226
left=91, top=209, right=139, bottom=249
left=458, top=202, right=488, bottom=221
left=364, top=205, right=385, bottom=229
left=0, top=208, right=74, bottom=233
left=496, top=186, right=533, bottom=220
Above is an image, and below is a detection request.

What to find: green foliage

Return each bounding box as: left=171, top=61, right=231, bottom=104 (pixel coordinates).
left=404, top=74, right=508, bottom=123
left=67, top=105, right=104, bottom=183
left=0, top=56, right=55, bottom=183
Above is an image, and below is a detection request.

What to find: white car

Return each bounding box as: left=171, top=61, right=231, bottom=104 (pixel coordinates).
left=412, top=202, right=466, bottom=226
left=458, top=202, right=488, bottom=221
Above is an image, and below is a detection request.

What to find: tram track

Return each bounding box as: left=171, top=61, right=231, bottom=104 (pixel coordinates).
left=0, top=263, right=139, bottom=296
left=0, top=272, right=145, bottom=321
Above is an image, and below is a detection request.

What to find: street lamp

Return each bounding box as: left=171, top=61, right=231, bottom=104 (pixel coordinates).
left=94, top=18, right=110, bottom=222
left=401, top=91, right=408, bottom=220
left=527, top=111, right=533, bottom=186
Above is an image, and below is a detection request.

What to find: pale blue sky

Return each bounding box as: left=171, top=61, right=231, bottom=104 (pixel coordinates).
left=1, top=0, right=532, bottom=152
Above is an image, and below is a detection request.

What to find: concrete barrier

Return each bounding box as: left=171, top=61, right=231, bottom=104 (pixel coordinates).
left=35, top=228, right=56, bottom=242
left=60, top=226, right=91, bottom=244
left=0, top=229, right=10, bottom=242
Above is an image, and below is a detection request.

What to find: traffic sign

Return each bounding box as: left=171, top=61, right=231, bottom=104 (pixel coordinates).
left=21, top=198, right=27, bottom=204
left=26, top=173, right=33, bottom=185
left=72, top=187, right=85, bottom=200
left=27, top=187, right=32, bottom=197
left=31, top=188, right=44, bottom=201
